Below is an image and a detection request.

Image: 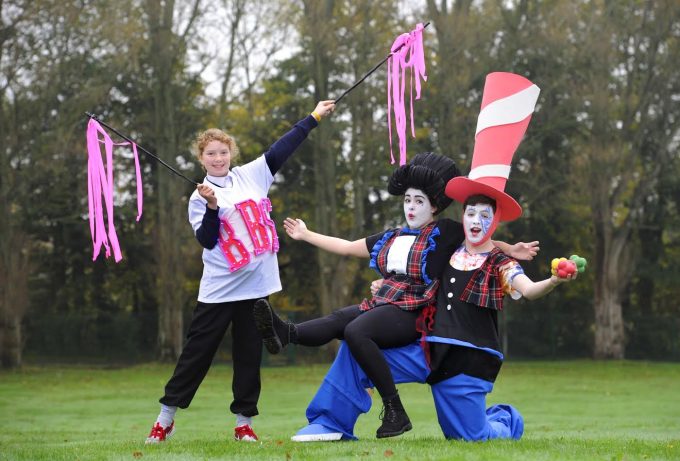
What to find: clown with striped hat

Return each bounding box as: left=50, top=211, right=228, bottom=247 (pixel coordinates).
left=423, top=72, right=578, bottom=440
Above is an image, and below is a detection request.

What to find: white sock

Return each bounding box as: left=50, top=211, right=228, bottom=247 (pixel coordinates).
left=236, top=414, right=252, bottom=427
left=157, top=404, right=177, bottom=428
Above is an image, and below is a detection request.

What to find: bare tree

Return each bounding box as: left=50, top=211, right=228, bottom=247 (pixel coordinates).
left=191, top=0, right=293, bottom=125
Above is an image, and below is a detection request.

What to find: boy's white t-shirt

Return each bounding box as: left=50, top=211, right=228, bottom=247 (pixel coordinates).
left=188, top=155, right=281, bottom=303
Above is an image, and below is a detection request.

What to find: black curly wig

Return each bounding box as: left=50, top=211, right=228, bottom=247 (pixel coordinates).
left=387, top=152, right=461, bottom=215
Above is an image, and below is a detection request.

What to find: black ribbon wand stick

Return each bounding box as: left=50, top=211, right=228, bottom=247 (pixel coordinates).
left=85, top=112, right=199, bottom=186
left=334, top=22, right=430, bottom=104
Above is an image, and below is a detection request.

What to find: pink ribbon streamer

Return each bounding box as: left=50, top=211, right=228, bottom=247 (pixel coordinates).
left=86, top=118, right=143, bottom=262
left=387, top=23, right=427, bottom=165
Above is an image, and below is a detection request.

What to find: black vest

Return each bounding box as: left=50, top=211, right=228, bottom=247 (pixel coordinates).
left=426, top=264, right=503, bottom=385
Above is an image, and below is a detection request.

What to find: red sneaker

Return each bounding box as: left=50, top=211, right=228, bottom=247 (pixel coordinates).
left=145, top=421, right=175, bottom=444
left=234, top=424, right=258, bottom=442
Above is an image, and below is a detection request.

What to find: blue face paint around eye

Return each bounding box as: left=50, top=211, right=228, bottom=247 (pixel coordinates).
left=480, top=206, right=494, bottom=235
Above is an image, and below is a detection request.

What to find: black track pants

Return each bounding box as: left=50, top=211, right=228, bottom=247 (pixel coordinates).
left=160, top=299, right=263, bottom=417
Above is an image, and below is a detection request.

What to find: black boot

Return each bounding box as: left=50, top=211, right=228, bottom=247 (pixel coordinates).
left=253, top=299, right=296, bottom=354
left=376, top=393, right=412, bottom=438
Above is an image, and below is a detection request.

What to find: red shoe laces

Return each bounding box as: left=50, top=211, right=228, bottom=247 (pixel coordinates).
left=149, top=423, right=168, bottom=440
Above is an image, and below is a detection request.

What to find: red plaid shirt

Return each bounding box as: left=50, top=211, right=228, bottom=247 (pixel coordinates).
left=460, top=247, right=516, bottom=310
left=360, top=223, right=439, bottom=312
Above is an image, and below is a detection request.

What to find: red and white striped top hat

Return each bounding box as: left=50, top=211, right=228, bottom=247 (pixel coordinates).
left=445, top=72, right=540, bottom=222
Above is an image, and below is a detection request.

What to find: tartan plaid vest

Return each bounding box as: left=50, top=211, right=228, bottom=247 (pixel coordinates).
left=460, top=247, right=515, bottom=310
left=360, top=222, right=439, bottom=312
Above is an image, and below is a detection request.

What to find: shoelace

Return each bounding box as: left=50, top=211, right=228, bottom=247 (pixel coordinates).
left=235, top=425, right=257, bottom=439
left=149, top=423, right=167, bottom=440
left=379, top=404, right=401, bottom=423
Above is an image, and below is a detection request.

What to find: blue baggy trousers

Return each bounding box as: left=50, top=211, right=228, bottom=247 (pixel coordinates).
left=304, top=342, right=524, bottom=441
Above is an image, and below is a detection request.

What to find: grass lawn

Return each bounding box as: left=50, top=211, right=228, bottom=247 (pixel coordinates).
left=1, top=360, right=679, bottom=460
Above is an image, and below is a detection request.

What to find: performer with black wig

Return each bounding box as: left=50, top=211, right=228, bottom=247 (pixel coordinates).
left=254, top=152, right=537, bottom=439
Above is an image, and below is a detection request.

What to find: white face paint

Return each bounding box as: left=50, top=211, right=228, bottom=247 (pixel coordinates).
left=403, top=188, right=436, bottom=229
left=463, top=203, right=495, bottom=244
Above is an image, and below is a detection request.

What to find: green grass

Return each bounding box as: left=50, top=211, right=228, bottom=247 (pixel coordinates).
left=1, top=361, right=679, bottom=460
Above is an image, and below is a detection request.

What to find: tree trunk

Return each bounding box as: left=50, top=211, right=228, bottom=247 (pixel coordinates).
left=156, top=178, right=185, bottom=361
left=0, top=311, right=24, bottom=368
left=590, top=164, right=632, bottom=359
left=146, top=0, right=185, bottom=361
left=593, top=284, right=625, bottom=359
left=0, top=54, right=30, bottom=368
left=0, top=230, right=29, bottom=368
left=592, top=232, right=626, bottom=359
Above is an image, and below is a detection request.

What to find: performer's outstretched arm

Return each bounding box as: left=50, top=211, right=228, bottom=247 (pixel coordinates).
left=512, top=271, right=575, bottom=300
left=283, top=217, right=369, bottom=258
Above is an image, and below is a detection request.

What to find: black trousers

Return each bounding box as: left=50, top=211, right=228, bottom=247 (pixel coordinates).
left=159, top=298, right=263, bottom=417
left=296, top=304, right=420, bottom=400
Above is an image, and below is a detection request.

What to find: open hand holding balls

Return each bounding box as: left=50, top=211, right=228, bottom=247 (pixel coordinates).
left=551, top=254, right=587, bottom=278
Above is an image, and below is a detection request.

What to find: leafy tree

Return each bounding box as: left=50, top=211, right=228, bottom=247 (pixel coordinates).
left=563, top=0, right=680, bottom=358
left=0, top=0, right=151, bottom=367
